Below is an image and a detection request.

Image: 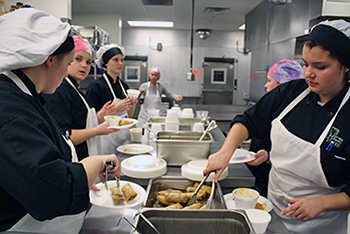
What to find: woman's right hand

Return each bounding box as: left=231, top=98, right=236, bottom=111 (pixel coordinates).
left=98, top=154, right=121, bottom=183
left=94, top=122, right=119, bottom=135
left=203, top=151, right=231, bottom=182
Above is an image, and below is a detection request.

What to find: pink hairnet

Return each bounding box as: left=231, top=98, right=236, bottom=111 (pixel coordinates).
left=268, top=59, right=304, bottom=84
left=73, top=35, right=92, bottom=56
left=149, top=67, right=160, bottom=79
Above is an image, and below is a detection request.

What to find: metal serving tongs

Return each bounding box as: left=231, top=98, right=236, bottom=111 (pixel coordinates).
left=206, top=172, right=217, bottom=209
left=186, top=171, right=213, bottom=207
left=199, top=120, right=217, bottom=141
left=104, top=161, right=114, bottom=191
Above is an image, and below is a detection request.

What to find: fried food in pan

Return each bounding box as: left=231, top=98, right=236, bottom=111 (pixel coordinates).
left=166, top=203, right=183, bottom=209
left=183, top=202, right=202, bottom=209
left=157, top=195, right=174, bottom=206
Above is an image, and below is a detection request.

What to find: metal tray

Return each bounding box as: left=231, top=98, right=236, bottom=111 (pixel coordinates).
left=133, top=209, right=255, bottom=234
left=154, top=131, right=214, bottom=166
left=143, top=177, right=226, bottom=209
left=147, top=117, right=209, bottom=131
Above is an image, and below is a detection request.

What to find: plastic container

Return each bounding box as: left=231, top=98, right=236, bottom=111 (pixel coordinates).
left=232, top=188, right=259, bottom=209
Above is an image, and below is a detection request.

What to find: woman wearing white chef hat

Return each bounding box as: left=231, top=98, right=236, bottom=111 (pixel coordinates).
left=204, top=19, right=350, bottom=234
left=0, top=8, right=120, bottom=233
left=86, top=44, right=138, bottom=154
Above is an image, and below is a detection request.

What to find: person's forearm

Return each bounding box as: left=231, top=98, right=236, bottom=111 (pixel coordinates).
left=80, top=156, right=104, bottom=188
left=220, top=122, right=249, bottom=159
left=128, top=105, right=135, bottom=118
left=70, top=128, right=98, bottom=145
left=321, top=192, right=350, bottom=212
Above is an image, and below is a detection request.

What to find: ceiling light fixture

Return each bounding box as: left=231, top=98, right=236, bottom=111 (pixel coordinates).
left=195, top=29, right=212, bottom=40
left=239, top=24, right=246, bottom=30
left=127, top=21, right=174, bottom=27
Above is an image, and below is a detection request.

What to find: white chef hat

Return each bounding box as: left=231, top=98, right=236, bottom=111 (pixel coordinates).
left=95, top=43, right=125, bottom=69
left=307, top=19, right=350, bottom=68
left=0, top=8, right=72, bottom=73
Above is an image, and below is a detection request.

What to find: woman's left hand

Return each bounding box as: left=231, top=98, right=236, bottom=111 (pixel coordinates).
left=174, top=95, right=183, bottom=101
left=281, top=197, right=324, bottom=221
left=247, top=149, right=269, bottom=166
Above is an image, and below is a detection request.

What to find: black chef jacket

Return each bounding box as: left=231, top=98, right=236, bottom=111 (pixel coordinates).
left=43, top=75, right=89, bottom=160
left=86, top=72, right=129, bottom=112
left=232, top=79, right=350, bottom=197
left=0, top=70, right=89, bottom=231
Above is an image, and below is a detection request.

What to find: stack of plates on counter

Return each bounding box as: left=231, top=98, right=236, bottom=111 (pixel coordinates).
left=181, top=159, right=228, bottom=182
left=121, top=155, right=167, bottom=179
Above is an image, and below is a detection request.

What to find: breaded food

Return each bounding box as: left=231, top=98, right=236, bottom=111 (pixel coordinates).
left=121, top=183, right=138, bottom=201
left=109, top=186, right=125, bottom=205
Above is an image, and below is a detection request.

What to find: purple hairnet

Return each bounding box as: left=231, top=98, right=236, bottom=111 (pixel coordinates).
left=149, top=67, right=161, bottom=79
left=268, top=59, right=304, bottom=84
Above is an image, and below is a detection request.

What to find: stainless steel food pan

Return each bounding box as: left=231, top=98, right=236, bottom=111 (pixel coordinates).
left=143, top=177, right=226, bottom=209
left=133, top=209, right=255, bottom=234
left=147, top=117, right=209, bottom=131
left=154, top=131, right=214, bottom=166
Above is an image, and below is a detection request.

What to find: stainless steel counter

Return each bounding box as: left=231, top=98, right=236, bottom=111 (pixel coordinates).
left=79, top=126, right=290, bottom=234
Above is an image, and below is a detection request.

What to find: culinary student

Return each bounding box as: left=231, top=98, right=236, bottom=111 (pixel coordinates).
left=248, top=59, right=304, bottom=197
left=137, top=67, right=183, bottom=125
left=43, top=35, right=118, bottom=161
left=0, top=8, right=120, bottom=233
left=86, top=44, right=138, bottom=154
left=204, top=19, right=350, bottom=234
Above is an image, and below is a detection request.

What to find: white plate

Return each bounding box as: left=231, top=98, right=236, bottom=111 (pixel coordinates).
left=90, top=180, right=146, bottom=209
left=117, top=144, right=153, bottom=155
left=229, top=148, right=255, bottom=164
left=108, top=118, right=138, bottom=129
left=224, top=193, right=273, bottom=212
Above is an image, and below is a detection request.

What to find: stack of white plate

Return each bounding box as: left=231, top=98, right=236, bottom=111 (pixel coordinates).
left=181, top=159, right=228, bottom=181
left=121, top=155, right=167, bottom=178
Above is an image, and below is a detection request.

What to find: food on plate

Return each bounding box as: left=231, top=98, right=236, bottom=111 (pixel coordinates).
left=105, top=116, right=120, bottom=119
left=121, top=183, right=138, bottom=201
left=231, top=197, right=267, bottom=210
left=119, top=119, right=134, bottom=126
left=166, top=203, right=183, bottom=209
left=255, top=201, right=266, bottom=210
left=183, top=202, right=202, bottom=209
left=109, top=186, right=125, bottom=205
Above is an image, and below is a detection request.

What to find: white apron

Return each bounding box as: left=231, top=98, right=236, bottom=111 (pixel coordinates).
left=4, top=71, right=84, bottom=234
left=100, top=73, right=129, bottom=154
left=269, top=87, right=350, bottom=234
left=65, top=77, right=101, bottom=156
left=138, top=82, right=161, bottom=126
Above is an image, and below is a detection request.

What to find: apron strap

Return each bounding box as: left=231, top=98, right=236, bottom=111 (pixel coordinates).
left=3, top=71, right=32, bottom=96
left=103, top=73, right=128, bottom=99
left=65, top=77, right=90, bottom=110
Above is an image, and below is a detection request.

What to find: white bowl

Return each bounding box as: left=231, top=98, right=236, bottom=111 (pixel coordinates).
left=121, top=155, right=167, bottom=178
left=104, top=115, right=121, bottom=126
left=232, top=188, right=259, bottom=209
left=181, top=108, right=194, bottom=118
left=127, top=89, right=140, bottom=97
left=245, top=209, right=271, bottom=234
left=181, top=159, right=228, bottom=182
